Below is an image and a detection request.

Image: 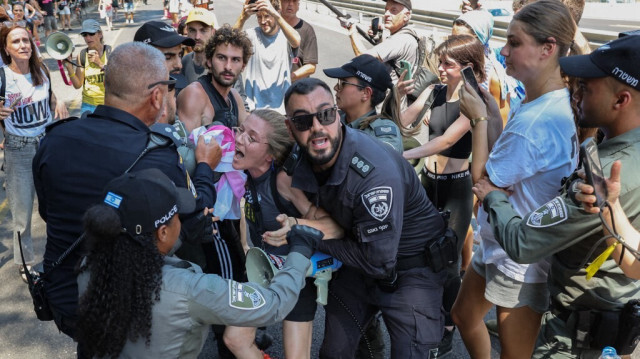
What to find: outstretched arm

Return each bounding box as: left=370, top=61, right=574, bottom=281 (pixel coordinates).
left=575, top=161, right=640, bottom=279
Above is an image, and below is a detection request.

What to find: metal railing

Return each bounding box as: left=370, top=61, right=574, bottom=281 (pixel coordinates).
left=305, top=0, right=617, bottom=48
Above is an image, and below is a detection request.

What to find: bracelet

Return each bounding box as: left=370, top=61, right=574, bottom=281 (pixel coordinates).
left=470, top=116, right=488, bottom=128
left=69, top=71, right=75, bottom=78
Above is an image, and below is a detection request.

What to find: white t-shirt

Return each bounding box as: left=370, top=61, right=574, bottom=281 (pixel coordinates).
left=3, top=66, right=53, bottom=137
left=477, top=88, right=578, bottom=283
left=243, top=27, right=292, bottom=113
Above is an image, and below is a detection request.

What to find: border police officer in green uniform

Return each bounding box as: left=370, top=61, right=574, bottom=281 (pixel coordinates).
left=470, top=34, right=640, bottom=358
left=323, top=54, right=404, bottom=154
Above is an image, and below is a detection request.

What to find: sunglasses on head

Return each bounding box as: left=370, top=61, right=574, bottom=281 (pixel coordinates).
left=147, top=76, right=177, bottom=92
left=288, top=106, right=338, bottom=131
left=3, top=20, right=27, bottom=28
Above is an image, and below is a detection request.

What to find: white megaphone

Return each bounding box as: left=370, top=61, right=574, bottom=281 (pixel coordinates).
left=45, top=32, right=79, bottom=86
left=246, top=248, right=342, bottom=306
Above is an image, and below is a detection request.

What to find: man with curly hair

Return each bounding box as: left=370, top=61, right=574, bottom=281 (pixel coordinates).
left=178, top=24, right=251, bottom=132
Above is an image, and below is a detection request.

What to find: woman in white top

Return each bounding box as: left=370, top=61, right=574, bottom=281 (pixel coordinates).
left=450, top=1, right=579, bottom=358
left=0, top=24, right=67, bottom=282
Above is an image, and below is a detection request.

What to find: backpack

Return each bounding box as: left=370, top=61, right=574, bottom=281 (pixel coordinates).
left=80, top=45, right=112, bottom=67
left=393, top=28, right=440, bottom=102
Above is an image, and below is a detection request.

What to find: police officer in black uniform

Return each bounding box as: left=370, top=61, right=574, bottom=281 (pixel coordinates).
left=283, top=78, right=448, bottom=358
left=32, top=42, right=222, bottom=345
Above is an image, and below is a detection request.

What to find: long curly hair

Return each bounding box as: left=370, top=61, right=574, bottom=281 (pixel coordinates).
left=76, top=204, right=164, bottom=358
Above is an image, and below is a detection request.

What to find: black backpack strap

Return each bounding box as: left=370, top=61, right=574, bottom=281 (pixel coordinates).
left=270, top=168, right=290, bottom=215
left=0, top=66, right=5, bottom=100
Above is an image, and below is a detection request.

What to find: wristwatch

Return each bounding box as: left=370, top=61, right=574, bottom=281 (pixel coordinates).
left=470, top=116, right=488, bottom=128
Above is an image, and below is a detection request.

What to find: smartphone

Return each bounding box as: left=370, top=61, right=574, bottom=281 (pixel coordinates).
left=371, top=17, right=380, bottom=36
left=579, top=137, right=608, bottom=208
left=9, top=95, right=22, bottom=109
left=248, top=0, right=256, bottom=4
left=399, top=60, right=412, bottom=81
left=468, top=0, right=479, bottom=9
left=461, top=66, right=483, bottom=98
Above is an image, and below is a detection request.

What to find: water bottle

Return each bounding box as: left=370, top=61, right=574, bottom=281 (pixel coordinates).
left=599, top=346, right=621, bottom=359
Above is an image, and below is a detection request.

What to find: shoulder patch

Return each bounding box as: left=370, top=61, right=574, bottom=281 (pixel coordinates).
left=361, top=186, right=393, bottom=222
left=228, top=281, right=266, bottom=310
left=526, top=197, right=568, bottom=228
left=350, top=152, right=375, bottom=178
left=373, top=125, right=398, bottom=137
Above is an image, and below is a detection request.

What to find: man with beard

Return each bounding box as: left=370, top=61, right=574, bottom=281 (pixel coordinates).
left=342, top=0, right=417, bottom=85
left=283, top=78, right=449, bottom=358
left=32, top=42, right=221, bottom=348
left=234, top=0, right=300, bottom=112
left=181, top=8, right=217, bottom=84
left=134, top=21, right=195, bottom=95
left=280, top=0, right=317, bottom=82
left=177, top=24, right=250, bottom=132
left=468, top=34, right=640, bottom=358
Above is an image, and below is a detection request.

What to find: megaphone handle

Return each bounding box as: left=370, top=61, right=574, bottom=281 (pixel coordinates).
left=57, top=60, right=73, bottom=86
left=314, top=270, right=331, bottom=306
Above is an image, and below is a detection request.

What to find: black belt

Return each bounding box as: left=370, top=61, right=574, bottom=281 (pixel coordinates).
left=396, top=252, right=430, bottom=271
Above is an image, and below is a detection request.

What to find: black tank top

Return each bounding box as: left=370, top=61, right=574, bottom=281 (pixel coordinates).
left=428, top=95, right=472, bottom=159
left=197, top=74, right=239, bottom=128
left=244, top=169, right=301, bottom=256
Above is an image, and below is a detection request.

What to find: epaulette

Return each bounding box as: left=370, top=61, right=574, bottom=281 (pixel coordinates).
left=350, top=152, right=374, bottom=178
left=45, top=116, right=79, bottom=133
left=373, top=123, right=398, bottom=137
left=150, top=123, right=184, bottom=147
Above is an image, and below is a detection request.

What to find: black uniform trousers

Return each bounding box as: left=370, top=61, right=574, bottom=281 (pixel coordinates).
left=320, top=265, right=446, bottom=359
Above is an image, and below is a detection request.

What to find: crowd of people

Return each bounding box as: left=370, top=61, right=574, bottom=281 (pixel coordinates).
left=4, top=0, right=640, bottom=358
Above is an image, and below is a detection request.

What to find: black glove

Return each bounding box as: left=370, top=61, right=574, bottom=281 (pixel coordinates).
left=287, top=225, right=323, bottom=259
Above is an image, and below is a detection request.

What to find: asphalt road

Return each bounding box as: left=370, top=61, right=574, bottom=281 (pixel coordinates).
left=0, top=0, right=500, bottom=358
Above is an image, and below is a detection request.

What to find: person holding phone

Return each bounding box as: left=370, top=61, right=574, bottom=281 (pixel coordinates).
left=233, top=0, right=300, bottom=112
left=576, top=161, right=640, bottom=280
left=468, top=32, right=640, bottom=357
left=450, top=1, right=580, bottom=358
left=400, top=34, right=503, bottom=357
left=0, top=24, right=68, bottom=283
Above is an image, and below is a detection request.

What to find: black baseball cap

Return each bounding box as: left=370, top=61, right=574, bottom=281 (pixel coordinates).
left=134, top=21, right=195, bottom=48
left=102, top=168, right=195, bottom=236
left=323, top=54, right=393, bottom=92
left=384, top=0, right=411, bottom=11
left=559, top=34, right=640, bottom=91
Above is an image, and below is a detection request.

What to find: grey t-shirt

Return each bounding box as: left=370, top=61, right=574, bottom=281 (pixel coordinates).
left=181, top=52, right=208, bottom=85
left=365, top=28, right=419, bottom=84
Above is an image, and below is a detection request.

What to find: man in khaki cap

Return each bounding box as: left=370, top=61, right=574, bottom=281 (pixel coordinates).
left=182, top=8, right=218, bottom=84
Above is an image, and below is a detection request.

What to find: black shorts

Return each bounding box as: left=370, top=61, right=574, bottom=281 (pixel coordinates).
left=285, top=277, right=317, bottom=322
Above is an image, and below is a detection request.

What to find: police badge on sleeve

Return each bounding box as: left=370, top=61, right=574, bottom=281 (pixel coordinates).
left=526, top=197, right=568, bottom=228
left=362, top=186, right=393, bottom=222
left=229, top=281, right=266, bottom=310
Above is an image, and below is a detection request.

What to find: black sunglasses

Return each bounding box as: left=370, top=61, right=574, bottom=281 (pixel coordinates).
left=147, top=76, right=177, bottom=92
left=288, top=106, right=338, bottom=131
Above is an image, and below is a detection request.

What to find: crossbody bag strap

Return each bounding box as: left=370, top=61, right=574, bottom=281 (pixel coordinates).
left=40, top=129, right=172, bottom=279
